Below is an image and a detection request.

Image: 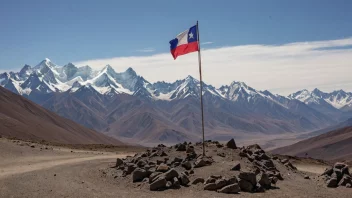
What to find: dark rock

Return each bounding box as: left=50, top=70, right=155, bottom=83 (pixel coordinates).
left=205, top=177, right=216, bottom=184
left=136, top=160, right=147, bottom=168
left=149, top=172, right=163, bottom=183
left=150, top=177, right=167, bottom=191
left=258, top=173, right=271, bottom=189
left=215, top=179, right=227, bottom=189
left=217, top=184, right=240, bottom=194
left=156, top=164, right=170, bottom=173
left=132, top=168, right=148, bottom=182
left=115, top=158, right=123, bottom=167
left=182, top=161, right=192, bottom=170
left=346, top=183, right=351, bottom=188
left=327, top=178, right=338, bottom=188
left=159, top=151, right=168, bottom=157
left=124, top=163, right=137, bottom=175
left=194, top=157, right=212, bottom=168
left=334, top=162, right=346, bottom=169
left=332, top=169, right=343, bottom=181
left=304, top=175, right=310, bottom=179
left=270, top=176, right=279, bottom=185
left=341, top=166, right=350, bottom=176
left=239, top=179, right=253, bottom=192
left=226, top=138, right=237, bottom=149
left=190, top=169, right=194, bottom=174
left=179, top=172, right=190, bottom=186
left=272, top=156, right=278, bottom=160
left=226, top=176, right=238, bottom=185
left=172, top=157, right=183, bottom=163
left=262, top=160, right=275, bottom=168
left=239, top=172, right=257, bottom=185
left=255, top=183, right=265, bottom=193
left=204, top=183, right=218, bottom=191
left=173, top=177, right=181, bottom=188
left=338, top=175, right=352, bottom=186
left=322, top=168, right=334, bottom=176
left=210, top=175, right=222, bottom=179
left=216, top=143, right=224, bottom=148
left=274, top=172, right=284, bottom=180
left=164, top=169, right=179, bottom=181
left=186, top=146, right=195, bottom=153
left=166, top=181, right=172, bottom=188
left=231, top=162, right=241, bottom=171
left=176, top=144, right=186, bottom=151
left=192, top=177, right=205, bottom=185
left=156, top=160, right=163, bottom=165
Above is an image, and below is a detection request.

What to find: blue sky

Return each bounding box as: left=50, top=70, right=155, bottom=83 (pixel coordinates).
left=1, top=0, right=352, bottom=94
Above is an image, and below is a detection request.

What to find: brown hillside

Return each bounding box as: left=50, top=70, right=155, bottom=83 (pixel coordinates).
left=0, top=86, right=123, bottom=145
left=271, top=126, right=352, bottom=162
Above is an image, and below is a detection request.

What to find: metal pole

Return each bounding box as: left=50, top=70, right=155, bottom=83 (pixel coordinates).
left=196, top=21, right=206, bottom=156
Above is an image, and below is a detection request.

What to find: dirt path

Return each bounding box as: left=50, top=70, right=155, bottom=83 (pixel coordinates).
left=0, top=154, right=126, bottom=179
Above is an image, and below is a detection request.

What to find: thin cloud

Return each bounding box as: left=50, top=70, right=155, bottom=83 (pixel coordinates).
left=201, top=42, right=214, bottom=45
left=74, top=37, right=352, bottom=95
left=136, top=48, right=155, bottom=52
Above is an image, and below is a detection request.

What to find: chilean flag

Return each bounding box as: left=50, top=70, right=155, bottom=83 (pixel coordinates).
left=169, top=25, right=199, bottom=59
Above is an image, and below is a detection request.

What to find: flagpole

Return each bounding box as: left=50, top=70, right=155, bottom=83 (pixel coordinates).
left=196, top=21, right=206, bottom=156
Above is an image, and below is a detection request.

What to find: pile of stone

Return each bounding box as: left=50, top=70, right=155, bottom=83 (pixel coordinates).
left=201, top=171, right=273, bottom=194
left=322, top=162, right=352, bottom=188
left=115, top=142, right=213, bottom=191
left=239, top=144, right=283, bottom=182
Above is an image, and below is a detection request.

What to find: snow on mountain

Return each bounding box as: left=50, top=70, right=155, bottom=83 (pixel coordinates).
left=289, top=88, right=352, bottom=110
left=1, top=58, right=351, bottom=112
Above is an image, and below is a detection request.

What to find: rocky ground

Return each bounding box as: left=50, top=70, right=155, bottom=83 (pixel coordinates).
left=106, top=139, right=352, bottom=197
left=1, top=137, right=352, bottom=198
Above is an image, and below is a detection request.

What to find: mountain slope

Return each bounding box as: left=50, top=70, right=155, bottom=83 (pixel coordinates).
left=0, top=86, right=122, bottom=145
left=271, top=126, right=352, bottom=161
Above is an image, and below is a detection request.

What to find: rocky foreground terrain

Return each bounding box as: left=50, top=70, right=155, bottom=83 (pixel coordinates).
left=107, top=139, right=351, bottom=196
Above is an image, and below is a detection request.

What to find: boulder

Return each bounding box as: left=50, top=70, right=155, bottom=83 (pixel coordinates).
left=124, top=163, right=137, bottom=175
left=326, top=178, right=338, bottom=188
left=217, top=152, right=226, bottom=157
left=194, top=158, right=207, bottom=168
left=204, top=183, right=218, bottom=191
left=132, top=168, right=148, bottom=182
left=255, top=183, right=265, bottom=193
left=179, top=172, right=190, bottom=186
left=182, top=161, right=192, bottom=170
left=226, top=138, right=237, bottom=149
left=150, top=177, right=167, bottom=191
left=231, top=162, right=241, bottom=171
left=239, top=172, right=257, bottom=185
left=192, top=177, right=205, bottom=185
left=304, top=175, right=310, bottom=180
left=346, top=183, right=351, bottom=188
left=239, top=179, right=253, bottom=192
left=115, top=158, right=123, bottom=167
left=217, top=184, right=240, bottom=194
left=156, top=164, right=170, bottom=172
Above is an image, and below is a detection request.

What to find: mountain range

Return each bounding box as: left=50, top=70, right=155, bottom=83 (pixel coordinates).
left=1, top=58, right=352, bottom=145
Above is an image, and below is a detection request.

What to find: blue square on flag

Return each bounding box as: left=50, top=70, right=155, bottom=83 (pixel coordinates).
left=169, top=25, right=199, bottom=59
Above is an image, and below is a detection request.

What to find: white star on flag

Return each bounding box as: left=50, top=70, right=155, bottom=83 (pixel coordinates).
left=189, top=32, right=194, bottom=39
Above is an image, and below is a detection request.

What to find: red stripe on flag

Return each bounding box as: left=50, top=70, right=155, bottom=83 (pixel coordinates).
left=171, top=42, right=199, bottom=59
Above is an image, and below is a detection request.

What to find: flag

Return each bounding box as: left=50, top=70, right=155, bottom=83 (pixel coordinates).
left=169, top=25, right=199, bottom=59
